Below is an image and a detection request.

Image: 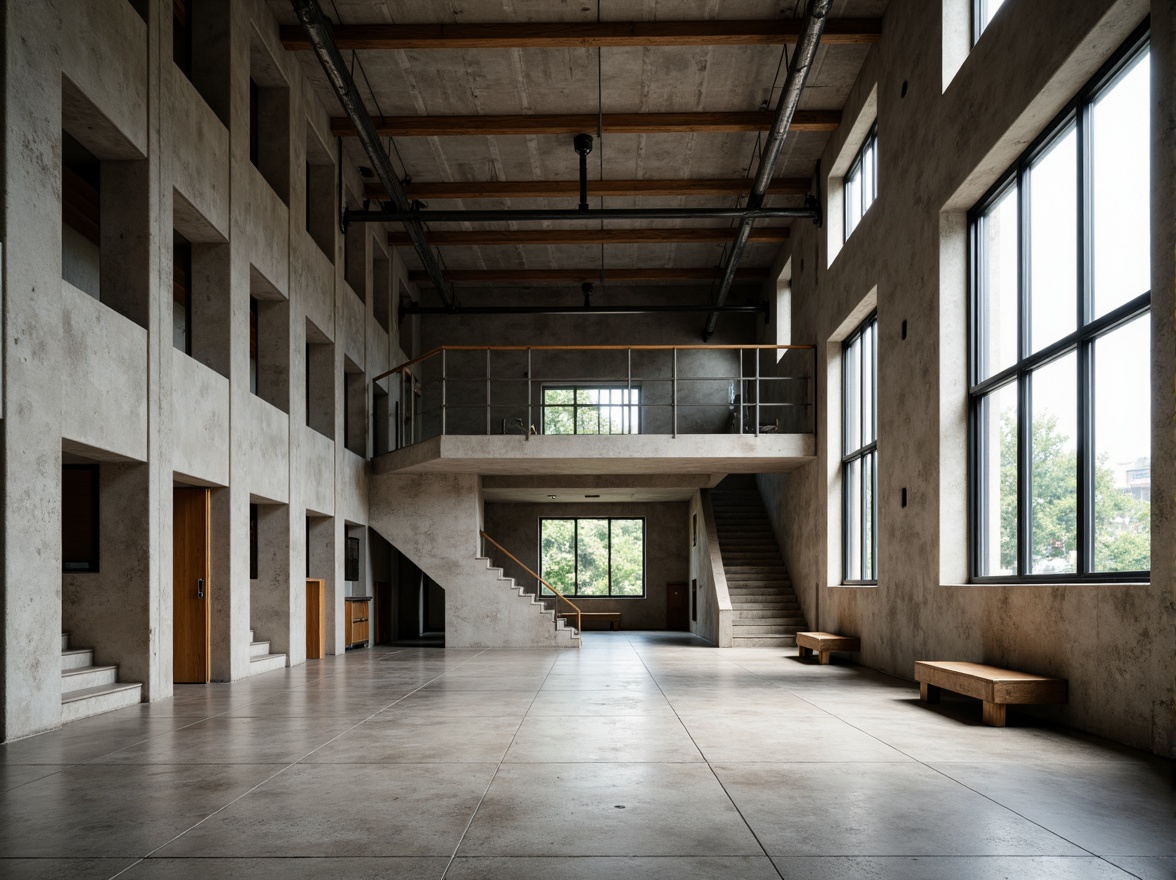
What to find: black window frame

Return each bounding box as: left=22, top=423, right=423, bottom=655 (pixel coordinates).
left=843, top=123, right=877, bottom=242
left=538, top=516, right=646, bottom=598
left=968, top=24, right=1151, bottom=584
left=540, top=385, right=641, bottom=435
left=842, top=312, right=878, bottom=585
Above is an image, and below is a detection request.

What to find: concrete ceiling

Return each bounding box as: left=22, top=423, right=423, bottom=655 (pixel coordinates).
left=269, top=0, right=886, bottom=292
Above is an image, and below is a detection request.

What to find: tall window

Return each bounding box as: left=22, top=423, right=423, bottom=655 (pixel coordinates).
left=843, top=314, right=878, bottom=584
left=970, top=29, right=1150, bottom=582
left=543, top=387, right=639, bottom=435
left=540, top=518, right=644, bottom=597
left=844, top=124, right=877, bottom=241
left=973, top=0, right=1009, bottom=43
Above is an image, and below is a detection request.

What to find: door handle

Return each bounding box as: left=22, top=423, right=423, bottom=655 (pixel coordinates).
left=197, top=578, right=204, bottom=599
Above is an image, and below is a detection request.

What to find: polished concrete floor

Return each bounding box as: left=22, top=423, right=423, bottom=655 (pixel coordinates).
left=1, top=632, right=1172, bottom=879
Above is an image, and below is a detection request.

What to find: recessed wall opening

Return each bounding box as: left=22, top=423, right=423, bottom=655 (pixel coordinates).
left=372, top=381, right=390, bottom=456
left=62, top=131, right=102, bottom=301
left=249, top=267, right=290, bottom=412
left=174, top=193, right=231, bottom=377
left=343, top=186, right=366, bottom=300
left=248, top=34, right=290, bottom=204
left=172, top=0, right=231, bottom=127
left=343, top=357, right=365, bottom=457
left=372, top=250, right=391, bottom=333
left=305, top=319, right=334, bottom=439
left=304, top=122, right=335, bottom=260
left=172, top=231, right=192, bottom=355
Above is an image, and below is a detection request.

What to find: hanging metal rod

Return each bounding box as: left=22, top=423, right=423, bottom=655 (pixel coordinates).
left=703, top=0, right=832, bottom=341
left=290, top=0, right=456, bottom=309
left=400, top=303, right=770, bottom=319
left=345, top=205, right=819, bottom=226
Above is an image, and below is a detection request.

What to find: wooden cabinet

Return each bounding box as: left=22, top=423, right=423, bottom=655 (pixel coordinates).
left=306, top=579, right=325, bottom=660
left=345, top=596, right=372, bottom=649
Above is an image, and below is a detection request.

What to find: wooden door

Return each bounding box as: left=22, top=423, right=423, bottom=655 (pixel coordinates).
left=173, top=487, right=210, bottom=683
left=666, top=581, right=689, bottom=631
left=306, top=579, right=325, bottom=660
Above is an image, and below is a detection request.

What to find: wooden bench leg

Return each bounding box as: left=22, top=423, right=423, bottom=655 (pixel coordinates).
left=798, top=645, right=812, bottom=659
left=818, top=651, right=831, bottom=665
left=982, top=701, right=1007, bottom=727
left=920, top=682, right=941, bottom=704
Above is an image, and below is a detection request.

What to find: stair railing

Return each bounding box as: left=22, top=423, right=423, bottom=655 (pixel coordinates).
left=480, top=530, right=582, bottom=634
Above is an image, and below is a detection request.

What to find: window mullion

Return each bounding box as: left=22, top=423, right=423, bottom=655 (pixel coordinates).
left=1077, top=99, right=1094, bottom=575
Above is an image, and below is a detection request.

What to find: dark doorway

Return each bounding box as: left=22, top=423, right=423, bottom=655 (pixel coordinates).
left=666, top=581, right=689, bottom=631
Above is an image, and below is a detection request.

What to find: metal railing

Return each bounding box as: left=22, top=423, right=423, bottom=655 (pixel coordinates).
left=372, top=344, right=815, bottom=452
left=480, top=530, right=582, bottom=634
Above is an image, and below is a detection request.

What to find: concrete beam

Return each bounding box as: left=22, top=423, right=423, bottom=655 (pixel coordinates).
left=388, top=227, right=789, bottom=247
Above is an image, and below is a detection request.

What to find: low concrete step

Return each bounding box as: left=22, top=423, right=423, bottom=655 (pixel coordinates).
left=61, top=664, right=118, bottom=691
left=61, top=648, right=94, bottom=671
left=61, top=682, right=142, bottom=724
left=732, top=622, right=805, bottom=635
left=249, top=653, right=287, bottom=676
left=731, top=635, right=797, bottom=647
left=732, top=607, right=800, bottom=618
left=249, top=640, right=271, bottom=658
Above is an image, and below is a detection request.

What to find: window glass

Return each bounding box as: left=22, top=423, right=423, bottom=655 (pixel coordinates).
left=978, top=185, right=1019, bottom=380
left=842, top=314, right=878, bottom=583
left=976, top=381, right=1018, bottom=577
left=543, top=387, right=639, bottom=435
left=540, top=518, right=645, bottom=597
left=844, top=126, right=877, bottom=241
left=1029, top=353, right=1077, bottom=575
left=1028, top=126, right=1077, bottom=353
left=1092, top=51, right=1151, bottom=318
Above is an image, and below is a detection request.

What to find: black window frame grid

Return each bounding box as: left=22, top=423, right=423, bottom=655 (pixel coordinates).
left=968, top=23, right=1151, bottom=584
left=538, top=516, right=647, bottom=599
left=540, top=385, right=641, bottom=436
left=844, top=123, right=877, bottom=242
left=842, top=312, right=878, bottom=585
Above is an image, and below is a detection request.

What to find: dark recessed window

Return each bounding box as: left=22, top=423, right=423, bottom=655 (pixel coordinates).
left=969, top=28, right=1151, bottom=582
left=173, top=233, right=192, bottom=355
left=844, top=124, right=877, bottom=241
left=345, top=536, right=360, bottom=582
left=62, top=465, right=100, bottom=573
left=249, top=503, right=258, bottom=580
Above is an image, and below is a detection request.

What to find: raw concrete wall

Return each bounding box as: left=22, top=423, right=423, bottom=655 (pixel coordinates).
left=369, top=473, right=577, bottom=648
left=483, top=500, right=690, bottom=631
left=759, top=0, right=1175, bottom=755
left=688, top=491, right=732, bottom=647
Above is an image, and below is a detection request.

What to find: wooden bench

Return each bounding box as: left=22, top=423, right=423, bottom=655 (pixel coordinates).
left=796, top=631, right=860, bottom=664
left=914, top=661, right=1067, bottom=727
left=558, top=612, right=621, bottom=631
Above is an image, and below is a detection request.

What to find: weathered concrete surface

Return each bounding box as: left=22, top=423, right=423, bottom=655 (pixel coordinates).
left=759, top=0, right=1175, bottom=754
left=369, top=473, right=577, bottom=648
left=688, top=492, right=733, bottom=647
left=171, top=350, right=230, bottom=487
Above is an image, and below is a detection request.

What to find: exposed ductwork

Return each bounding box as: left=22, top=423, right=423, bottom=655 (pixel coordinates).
left=702, top=0, right=832, bottom=341
left=290, top=0, right=456, bottom=309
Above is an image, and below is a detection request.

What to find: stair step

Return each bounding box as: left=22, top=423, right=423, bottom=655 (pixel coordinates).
left=61, top=682, right=142, bottom=723
left=249, top=640, right=271, bottom=658
left=249, top=653, right=287, bottom=676
left=731, top=635, right=797, bottom=647
left=61, top=648, right=94, bottom=671
left=61, top=665, right=118, bottom=691
left=732, top=607, right=800, bottom=618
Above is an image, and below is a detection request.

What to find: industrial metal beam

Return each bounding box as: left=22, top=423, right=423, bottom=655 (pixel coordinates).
left=289, top=0, right=455, bottom=308
left=401, top=302, right=770, bottom=319
left=330, top=110, right=840, bottom=138
left=366, top=177, right=812, bottom=201
left=349, top=206, right=818, bottom=225
left=407, top=268, right=771, bottom=284
left=281, top=19, right=881, bottom=50
left=704, top=0, right=831, bottom=341
left=388, top=227, right=790, bottom=247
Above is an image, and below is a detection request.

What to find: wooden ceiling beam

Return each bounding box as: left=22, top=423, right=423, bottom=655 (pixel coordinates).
left=332, top=110, right=839, bottom=138
left=388, top=227, right=788, bottom=246
left=366, top=177, right=811, bottom=201
left=280, top=20, right=882, bottom=50
left=407, top=267, right=770, bottom=284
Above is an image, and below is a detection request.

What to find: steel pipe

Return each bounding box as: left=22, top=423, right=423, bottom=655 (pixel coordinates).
left=290, top=0, right=456, bottom=308
left=345, top=205, right=817, bottom=225
left=703, top=0, right=831, bottom=341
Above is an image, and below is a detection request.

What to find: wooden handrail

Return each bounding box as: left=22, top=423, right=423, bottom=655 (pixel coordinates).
left=479, top=530, right=582, bottom=634
left=374, top=343, right=816, bottom=383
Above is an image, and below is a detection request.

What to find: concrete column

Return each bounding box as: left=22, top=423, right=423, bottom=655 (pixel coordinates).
left=1, top=2, right=66, bottom=741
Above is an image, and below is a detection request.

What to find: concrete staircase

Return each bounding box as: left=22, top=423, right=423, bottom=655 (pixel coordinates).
left=711, top=490, right=806, bottom=647
left=477, top=557, right=581, bottom=647
left=60, top=633, right=142, bottom=723
left=249, top=629, right=287, bottom=675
